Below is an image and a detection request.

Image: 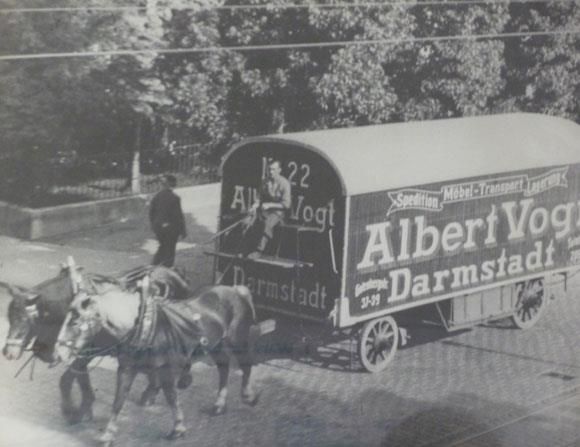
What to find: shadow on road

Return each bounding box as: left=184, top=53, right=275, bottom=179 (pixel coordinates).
left=2, top=338, right=578, bottom=447
left=253, top=316, right=477, bottom=374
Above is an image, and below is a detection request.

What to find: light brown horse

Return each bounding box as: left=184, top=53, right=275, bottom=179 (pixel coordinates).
left=55, top=275, right=259, bottom=446
left=2, top=258, right=192, bottom=423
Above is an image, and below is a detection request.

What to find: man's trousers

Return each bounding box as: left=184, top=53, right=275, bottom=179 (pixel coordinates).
left=153, top=230, right=179, bottom=267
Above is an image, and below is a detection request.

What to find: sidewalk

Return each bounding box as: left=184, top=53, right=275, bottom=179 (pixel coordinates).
left=0, top=214, right=214, bottom=289
left=0, top=234, right=151, bottom=288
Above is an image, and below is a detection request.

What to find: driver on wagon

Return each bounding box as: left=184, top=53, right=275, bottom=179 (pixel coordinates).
left=244, top=159, right=291, bottom=258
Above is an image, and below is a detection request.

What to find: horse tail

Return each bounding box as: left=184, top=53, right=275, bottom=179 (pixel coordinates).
left=234, top=285, right=256, bottom=323
left=233, top=286, right=259, bottom=366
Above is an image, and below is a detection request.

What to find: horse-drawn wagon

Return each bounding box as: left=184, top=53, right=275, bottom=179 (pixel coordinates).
left=208, top=113, right=580, bottom=372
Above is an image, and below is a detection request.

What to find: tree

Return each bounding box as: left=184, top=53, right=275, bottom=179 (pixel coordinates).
left=218, top=0, right=325, bottom=136
left=502, top=0, right=579, bottom=120
left=312, top=4, right=415, bottom=127
left=0, top=0, right=232, bottom=202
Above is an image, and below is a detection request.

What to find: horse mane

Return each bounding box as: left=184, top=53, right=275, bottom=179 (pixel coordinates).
left=85, top=273, right=124, bottom=294
left=32, top=271, right=74, bottom=307
left=33, top=268, right=69, bottom=290
left=149, top=266, right=192, bottom=300
left=87, top=273, right=122, bottom=285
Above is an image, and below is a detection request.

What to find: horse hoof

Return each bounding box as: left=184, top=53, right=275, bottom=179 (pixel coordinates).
left=177, top=372, right=192, bottom=390
left=138, top=396, right=156, bottom=407
left=82, top=413, right=93, bottom=423
left=165, top=428, right=186, bottom=440
left=65, top=412, right=83, bottom=425
left=242, top=393, right=260, bottom=407
left=98, top=431, right=115, bottom=445
left=99, top=437, right=114, bottom=447
left=211, top=405, right=227, bottom=416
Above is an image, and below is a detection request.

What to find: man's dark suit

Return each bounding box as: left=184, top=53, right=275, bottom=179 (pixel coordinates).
left=149, top=188, right=186, bottom=267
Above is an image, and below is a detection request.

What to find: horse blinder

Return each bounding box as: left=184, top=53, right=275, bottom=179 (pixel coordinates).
left=21, top=293, right=41, bottom=322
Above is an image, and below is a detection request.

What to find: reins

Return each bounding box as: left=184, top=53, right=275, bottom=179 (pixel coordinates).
left=14, top=352, right=36, bottom=379
left=213, top=215, right=253, bottom=285
left=215, top=233, right=248, bottom=285
left=198, top=214, right=249, bottom=246
left=63, top=330, right=136, bottom=375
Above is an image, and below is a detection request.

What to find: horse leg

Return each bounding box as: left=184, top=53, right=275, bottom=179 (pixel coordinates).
left=99, top=366, right=137, bottom=447
left=59, top=365, right=77, bottom=424
left=59, top=358, right=95, bottom=424
left=160, top=367, right=186, bottom=440
left=210, top=348, right=230, bottom=416
left=138, top=371, right=159, bottom=406
left=176, top=359, right=193, bottom=390
left=233, top=328, right=259, bottom=406
left=75, top=359, right=96, bottom=422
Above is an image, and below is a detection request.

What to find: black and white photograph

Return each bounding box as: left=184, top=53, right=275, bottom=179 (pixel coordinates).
left=0, top=0, right=579, bottom=446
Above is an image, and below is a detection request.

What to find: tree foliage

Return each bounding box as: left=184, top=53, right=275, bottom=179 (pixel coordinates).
left=0, top=0, right=578, bottom=204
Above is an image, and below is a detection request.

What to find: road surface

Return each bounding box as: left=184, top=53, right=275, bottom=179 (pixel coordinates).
left=2, top=273, right=580, bottom=446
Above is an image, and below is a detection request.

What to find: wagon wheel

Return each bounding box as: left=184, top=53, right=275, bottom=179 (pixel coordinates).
left=511, top=278, right=545, bottom=330
left=358, top=316, right=399, bottom=373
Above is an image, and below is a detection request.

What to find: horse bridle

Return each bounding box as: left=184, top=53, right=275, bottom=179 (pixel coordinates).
left=56, top=257, right=99, bottom=351
left=5, top=292, right=41, bottom=349
left=55, top=289, right=102, bottom=355
left=4, top=336, right=32, bottom=350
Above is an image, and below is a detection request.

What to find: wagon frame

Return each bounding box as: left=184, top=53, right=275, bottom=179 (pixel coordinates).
left=209, top=113, right=580, bottom=372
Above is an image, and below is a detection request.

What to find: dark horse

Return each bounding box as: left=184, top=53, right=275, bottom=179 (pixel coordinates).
left=55, top=274, right=259, bottom=446
left=2, top=258, right=191, bottom=424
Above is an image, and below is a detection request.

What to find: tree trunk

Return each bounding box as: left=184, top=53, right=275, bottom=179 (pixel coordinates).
left=131, top=150, right=141, bottom=194
left=273, top=108, right=286, bottom=134
left=131, top=118, right=142, bottom=194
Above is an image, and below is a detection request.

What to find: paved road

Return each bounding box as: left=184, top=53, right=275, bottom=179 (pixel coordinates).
left=2, top=276, right=580, bottom=447
left=3, top=222, right=580, bottom=447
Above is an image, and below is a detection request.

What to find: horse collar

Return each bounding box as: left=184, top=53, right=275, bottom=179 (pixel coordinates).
left=128, top=293, right=158, bottom=350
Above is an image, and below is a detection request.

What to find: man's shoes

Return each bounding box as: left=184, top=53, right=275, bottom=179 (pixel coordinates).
left=247, top=251, right=262, bottom=259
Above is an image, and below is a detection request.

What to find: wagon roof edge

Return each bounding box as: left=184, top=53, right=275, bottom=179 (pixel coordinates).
left=221, top=113, right=580, bottom=196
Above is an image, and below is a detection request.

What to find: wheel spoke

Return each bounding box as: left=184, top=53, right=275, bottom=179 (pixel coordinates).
left=379, top=321, right=387, bottom=333
left=512, top=279, right=545, bottom=329
left=364, top=346, right=373, bottom=358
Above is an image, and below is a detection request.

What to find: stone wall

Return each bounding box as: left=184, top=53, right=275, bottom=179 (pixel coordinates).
left=0, top=183, right=221, bottom=240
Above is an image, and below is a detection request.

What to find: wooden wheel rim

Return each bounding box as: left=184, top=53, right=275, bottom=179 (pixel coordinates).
left=358, top=316, right=399, bottom=373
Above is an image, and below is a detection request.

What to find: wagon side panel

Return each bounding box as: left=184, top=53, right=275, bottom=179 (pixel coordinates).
left=343, top=163, right=580, bottom=323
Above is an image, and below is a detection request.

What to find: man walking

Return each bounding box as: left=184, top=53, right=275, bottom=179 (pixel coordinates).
left=149, top=174, right=187, bottom=267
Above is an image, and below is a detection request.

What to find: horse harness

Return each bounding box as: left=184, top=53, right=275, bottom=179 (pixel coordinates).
left=127, top=292, right=159, bottom=350
left=127, top=289, right=226, bottom=354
